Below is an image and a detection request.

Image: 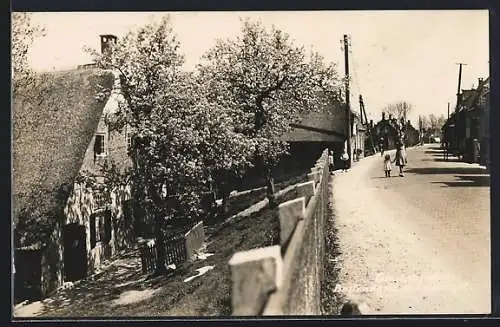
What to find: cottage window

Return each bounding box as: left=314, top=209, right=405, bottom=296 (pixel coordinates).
left=94, top=134, right=106, bottom=156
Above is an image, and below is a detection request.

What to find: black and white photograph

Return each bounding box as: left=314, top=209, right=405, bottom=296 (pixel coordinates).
left=11, top=10, right=490, bottom=318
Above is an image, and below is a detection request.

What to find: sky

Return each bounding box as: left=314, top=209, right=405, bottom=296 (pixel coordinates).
left=22, top=10, right=489, bottom=126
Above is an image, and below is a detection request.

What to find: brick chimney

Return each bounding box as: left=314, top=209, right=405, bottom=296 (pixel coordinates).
left=370, top=119, right=374, bottom=128
left=389, top=113, right=393, bottom=120
left=478, top=78, right=483, bottom=87
left=100, top=34, right=117, bottom=54
left=382, top=112, right=386, bottom=121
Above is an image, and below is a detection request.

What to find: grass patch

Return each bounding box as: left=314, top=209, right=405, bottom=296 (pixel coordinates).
left=275, top=170, right=310, bottom=191
left=227, top=189, right=268, bottom=216
left=206, top=169, right=309, bottom=228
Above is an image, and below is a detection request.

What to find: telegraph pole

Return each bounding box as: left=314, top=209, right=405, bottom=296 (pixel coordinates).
left=343, top=34, right=352, bottom=168
left=455, top=63, right=467, bottom=112
left=447, top=102, right=450, bottom=119
left=360, top=95, right=376, bottom=153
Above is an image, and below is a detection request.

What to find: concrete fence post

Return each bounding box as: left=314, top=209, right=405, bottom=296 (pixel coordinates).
left=229, top=246, right=283, bottom=316
left=278, top=197, right=306, bottom=247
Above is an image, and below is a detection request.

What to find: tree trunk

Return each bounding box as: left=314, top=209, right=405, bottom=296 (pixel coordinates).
left=266, top=166, right=277, bottom=208
left=204, top=171, right=218, bottom=221
left=153, top=212, right=167, bottom=275
left=220, top=183, right=231, bottom=217
left=222, top=193, right=230, bottom=216
left=215, top=170, right=233, bottom=218
left=147, top=184, right=167, bottom=275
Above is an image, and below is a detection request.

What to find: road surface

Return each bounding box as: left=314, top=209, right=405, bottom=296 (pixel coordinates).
left=332, top=144, right=490, bottom=314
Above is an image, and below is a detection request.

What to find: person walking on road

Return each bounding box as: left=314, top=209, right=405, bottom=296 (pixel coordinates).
left=443, top=141, right=449, bottom=161
left=383, top=154, right=392, bottom=177
left=379, top=138, right=385, bottom=157
left=329, top=150, right=335, bottom=173
left=394, top=143, right=407, bottom=177
left=341, top=149, right=350, bottom=172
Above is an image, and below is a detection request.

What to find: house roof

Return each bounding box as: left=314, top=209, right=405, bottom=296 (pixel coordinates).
left=374, top=118, right=399, bottom=132
left=460, top=76, right=490, bottom=112
left=12, top=68, right=115, bottom=246
left=460, top=89, right=478, bottom=109
left=285, top=97, right=348, bottom=142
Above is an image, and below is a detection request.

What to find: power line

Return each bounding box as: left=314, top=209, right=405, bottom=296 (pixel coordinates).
left=350, top=55, right=362, bottom=97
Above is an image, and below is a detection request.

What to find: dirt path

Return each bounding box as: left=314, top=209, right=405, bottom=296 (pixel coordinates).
left=331, top=145, right=490, bottom=314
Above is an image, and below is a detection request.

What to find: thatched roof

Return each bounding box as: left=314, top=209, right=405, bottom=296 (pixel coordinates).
left=12, top=68, right=115, bottom=246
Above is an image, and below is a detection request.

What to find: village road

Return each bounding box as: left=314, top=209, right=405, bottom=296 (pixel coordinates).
left=332, top=144, right=490, bottom=314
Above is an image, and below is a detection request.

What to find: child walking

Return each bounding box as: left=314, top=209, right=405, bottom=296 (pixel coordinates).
left=394, top=143, right=407, bottom=177
left=383, top=154, right=392, bottom=177
left=341, top=149, right=350, bottom=172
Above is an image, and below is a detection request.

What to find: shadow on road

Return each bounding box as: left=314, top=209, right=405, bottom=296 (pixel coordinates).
left=422, top=158, right=463, bottom=163
left=424, top=150, right=444, bottom=155
left=406, top=167, right=489, bottom=175
left=432, top=175, right=490, bottom=187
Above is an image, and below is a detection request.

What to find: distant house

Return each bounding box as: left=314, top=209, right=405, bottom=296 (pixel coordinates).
left=351, top=113, right=367, bottom=160
left=372, top=112, right=400, bottom=150
left=404, top=120, right=420, bottom=147
left=371, top=112, right=419, bottom=150
left=443, top=77, right=489, bottom=165
left=478, top=77, right=490, bottom=167
left=12, top=35, right=136, bottom=303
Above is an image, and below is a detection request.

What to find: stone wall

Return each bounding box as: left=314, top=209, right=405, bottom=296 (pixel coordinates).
left=228, top=149, right=330, bottom=315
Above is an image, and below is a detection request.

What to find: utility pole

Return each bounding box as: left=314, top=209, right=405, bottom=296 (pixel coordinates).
left=360, top=95, right=376, bottom=153
left=359, top=98, right=363, bottom=125
left=359, top=95, right=369, bottom=126
left=343, top=34, right=352, bottom=168
left=447, top=102, right=450, bottom=119
left=419, top=115, right=423, bottom=145
left=455, top=63, right=467, bottom=112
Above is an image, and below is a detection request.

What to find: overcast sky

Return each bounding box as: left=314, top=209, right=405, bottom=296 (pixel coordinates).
left=24, top=10, right=489, bottom=126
